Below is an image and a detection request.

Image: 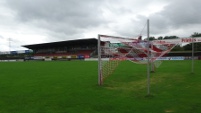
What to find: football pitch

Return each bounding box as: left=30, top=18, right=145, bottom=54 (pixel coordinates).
left=0, top=60, right=201, bottom=113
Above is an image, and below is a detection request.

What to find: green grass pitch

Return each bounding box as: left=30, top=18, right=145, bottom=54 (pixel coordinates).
left=0, top=60, right=201, bottom=113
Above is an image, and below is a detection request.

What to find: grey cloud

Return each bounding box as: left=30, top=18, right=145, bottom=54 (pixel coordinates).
left=148, top=0, right=201, bottom=35
left=0, top=35, right=3, bottom=39
left=159, top=0, right=201, bottom=27
left=109, top=0, right=201, bottom=37
left=5, top=0, right=108, bottom=39
left=96, top=0, right=169, bottom=37
left=4, top=0, right=201, bottom=41
left=5, top=0, right=169, bottom=39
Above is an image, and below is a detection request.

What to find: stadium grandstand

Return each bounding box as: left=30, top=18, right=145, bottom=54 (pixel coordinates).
left=22, top=38, right=99, bottom=60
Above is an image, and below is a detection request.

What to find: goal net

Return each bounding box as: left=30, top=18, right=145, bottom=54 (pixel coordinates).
left=98, top=34, right=179, bottom=85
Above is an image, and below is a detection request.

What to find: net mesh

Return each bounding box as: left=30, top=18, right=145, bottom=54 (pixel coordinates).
left=101, top=58, right=120, bottom=80
left=99, top=35, right=179, bottom=82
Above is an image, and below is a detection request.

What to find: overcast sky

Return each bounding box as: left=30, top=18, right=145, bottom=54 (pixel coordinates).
left=0, top=0, right=201, bottom=51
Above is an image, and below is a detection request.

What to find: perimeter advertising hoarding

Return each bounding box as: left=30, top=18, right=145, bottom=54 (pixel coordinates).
left=77, top=55, right=90, bottom=59
left=157, top=57, right=185, bottom=60
left=71, top=55, right=77, bottom=59
left=0, top=50, right=32, bottom=55
left=84, top=55, right=90, bottom=58
left=11, top=51, right=17, bottom=55
left=0, top=51, right=10, bottom=55
left=78, top=55, right=85, bottom=59
left=170, top=57, right=185, bottom=60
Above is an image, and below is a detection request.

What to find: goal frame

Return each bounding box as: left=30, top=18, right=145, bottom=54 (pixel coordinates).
left=97, top=34, right=151, bottom=86
left=98, top=19, right=201, bottom=96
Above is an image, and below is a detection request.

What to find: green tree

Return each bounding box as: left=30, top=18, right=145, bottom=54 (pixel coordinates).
left=172, top=45, right=183, bottom=51
left=191, top=32, right=201, bottom=37
left=144, top=36, right=156, bottom=41
left=157, top=36, right=163, bottom=40
left=149, top=37, right=156, bottom=41
left=164, top=36, right=179, bottom=39
left=183, top=32, right=201, bottom=51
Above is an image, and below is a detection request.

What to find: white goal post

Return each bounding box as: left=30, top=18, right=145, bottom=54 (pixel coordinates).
left=98, top=34, right=201, bottom=86
left=98, top=19, right=201, bottom=97
left=98, top=34, right=175, bottom=85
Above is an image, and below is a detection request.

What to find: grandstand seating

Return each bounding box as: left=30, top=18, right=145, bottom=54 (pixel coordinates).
left=34, top=49, right=96, bottom=58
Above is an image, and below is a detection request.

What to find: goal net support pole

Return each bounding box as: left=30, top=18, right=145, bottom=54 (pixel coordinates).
left=98, top=34, right=102, bottom=85
left=192, top=39, right=194, bottom=74
left=147, top=19, right=151, bottom=95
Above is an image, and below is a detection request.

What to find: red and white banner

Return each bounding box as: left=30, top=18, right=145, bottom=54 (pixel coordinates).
left=153, top=37, right=201, bottom=44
